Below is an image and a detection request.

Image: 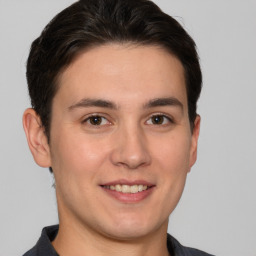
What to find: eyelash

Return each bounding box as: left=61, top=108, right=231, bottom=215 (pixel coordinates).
left=81, top=113, right=174, bottom=127
left=146, top=114, right=174, bottom=125
left=82, top=114, right=111, bottom=126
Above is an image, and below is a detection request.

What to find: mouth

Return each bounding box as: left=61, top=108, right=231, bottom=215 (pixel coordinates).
left=101, top=184, right=152, bottom=194
left=100, top=180, right=155, bottom=203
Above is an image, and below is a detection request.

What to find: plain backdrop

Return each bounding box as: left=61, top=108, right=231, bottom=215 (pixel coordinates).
left=0, top=1, right=256, bottom=255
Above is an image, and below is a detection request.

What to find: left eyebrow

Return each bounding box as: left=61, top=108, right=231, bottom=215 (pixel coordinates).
left=143, top=97, right=184, bottom=110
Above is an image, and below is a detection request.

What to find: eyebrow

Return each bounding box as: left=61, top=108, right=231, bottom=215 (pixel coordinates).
left=68, top=98, right=118, bottom=111
left=68, top=97, right=183, bottom=111
left=144, top=97, right=183, bottom=110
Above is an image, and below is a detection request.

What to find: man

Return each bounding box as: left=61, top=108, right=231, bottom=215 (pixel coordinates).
left=22, top=0, right=214, bottom=255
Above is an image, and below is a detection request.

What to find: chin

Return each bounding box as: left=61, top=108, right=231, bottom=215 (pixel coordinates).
left=101, top=215, right=165, bottom=241
left=105, top=227, right=151, bottom=241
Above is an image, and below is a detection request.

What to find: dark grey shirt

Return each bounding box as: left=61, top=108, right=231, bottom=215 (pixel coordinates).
left=23, top=225, right=214, bottom=256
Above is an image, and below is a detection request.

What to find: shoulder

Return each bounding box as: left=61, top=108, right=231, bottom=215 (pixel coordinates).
left=23, top=246, right=37, bottom=256
left=22, top=225, right=59, bottom=256
left=167, top=234, right=215, bottom=256
left=183, top=247, right=214, bottom=256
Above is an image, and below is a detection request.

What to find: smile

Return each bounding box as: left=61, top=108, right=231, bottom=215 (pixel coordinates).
left=100, top=180, right=155, bottom=203
left=102, top=184, right=149, bottom=194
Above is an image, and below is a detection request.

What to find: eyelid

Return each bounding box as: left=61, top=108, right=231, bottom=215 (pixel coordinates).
left=145, top=113, right=174, bottom=125
left=80, top=112, right=174, bottom=126
left=81, top=113, right=112, bottom=126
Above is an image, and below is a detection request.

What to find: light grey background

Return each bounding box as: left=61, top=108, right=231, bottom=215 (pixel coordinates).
left=0, top=1, right=255, bottom=255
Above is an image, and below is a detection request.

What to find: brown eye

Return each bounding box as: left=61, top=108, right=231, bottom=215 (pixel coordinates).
left=89, top=116, right=103, bottom=125
left=146, top=115, right=172, bottom=125
left=82, top=115, right=110, bottom=127
left=151, top=115, right=164, bottom=125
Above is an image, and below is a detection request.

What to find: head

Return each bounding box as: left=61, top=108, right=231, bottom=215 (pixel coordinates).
left=23, top=0, right=202, bottom=244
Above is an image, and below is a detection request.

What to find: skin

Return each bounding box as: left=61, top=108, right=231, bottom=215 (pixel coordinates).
left=23, top=44, right=200, bottom=256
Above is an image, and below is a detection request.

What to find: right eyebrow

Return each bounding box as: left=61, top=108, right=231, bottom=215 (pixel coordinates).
left=68, top=98, right=118, bottom=111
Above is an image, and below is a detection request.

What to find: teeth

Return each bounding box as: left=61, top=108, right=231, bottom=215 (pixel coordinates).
left=106, top=184, right=149, bottom=193
left=115, top=184, right=122, bottom=192
left=130, top=185, right=138, bottom=193
left=122, top=185, right=130, bottom=193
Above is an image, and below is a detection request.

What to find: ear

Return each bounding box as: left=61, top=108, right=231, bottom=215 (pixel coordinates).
left=23, top=108, right=51, bottom=167
left=189, top=115, right=201, bottom=169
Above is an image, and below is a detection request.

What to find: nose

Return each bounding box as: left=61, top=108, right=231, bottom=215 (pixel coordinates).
left=110, top=125, right=151, bottom=169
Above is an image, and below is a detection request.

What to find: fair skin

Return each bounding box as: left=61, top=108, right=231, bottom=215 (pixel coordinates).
left=23, top=44, right=200, bottom=256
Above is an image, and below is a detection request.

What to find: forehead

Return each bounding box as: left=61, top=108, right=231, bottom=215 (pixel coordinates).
left=55, top=43, right=187, bottom=109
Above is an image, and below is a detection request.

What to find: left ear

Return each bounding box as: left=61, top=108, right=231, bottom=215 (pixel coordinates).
left=189, top=115, right=201, bottom=169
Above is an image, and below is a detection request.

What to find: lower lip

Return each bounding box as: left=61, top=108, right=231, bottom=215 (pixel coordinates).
left=100, top=186, right=155, bottom=203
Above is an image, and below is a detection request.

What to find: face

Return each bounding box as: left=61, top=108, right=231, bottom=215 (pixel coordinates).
left=33, top=44, right=200, bottom=240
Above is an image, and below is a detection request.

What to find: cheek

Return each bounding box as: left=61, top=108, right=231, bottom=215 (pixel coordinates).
left=154, top=135, right=191, bottom=210
left=50, top=132, right=109, bottom=207
left=146, top=136, right=191, bottom=222
left=50, top=130, right=109, bottom=178
left=153, top=132, right=192, bottom=173
left=152, top=131, right=191, bottom=198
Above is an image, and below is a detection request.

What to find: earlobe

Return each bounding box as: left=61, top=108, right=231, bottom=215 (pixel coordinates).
left=189, top=115, right=201, bottom=169
left=23, top=108, right=51, bottom=167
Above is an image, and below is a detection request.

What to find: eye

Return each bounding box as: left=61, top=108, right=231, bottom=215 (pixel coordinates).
left=83, top=115, right=110, bottom=126
left=146, top=114, right=173, bottom=125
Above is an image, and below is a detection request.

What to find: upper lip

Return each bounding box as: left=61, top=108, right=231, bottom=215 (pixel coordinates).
left=100, top=179, right=154, bottom=187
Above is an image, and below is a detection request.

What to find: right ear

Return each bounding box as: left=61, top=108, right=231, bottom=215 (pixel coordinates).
left=23, top=108, right=51, bottom=167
